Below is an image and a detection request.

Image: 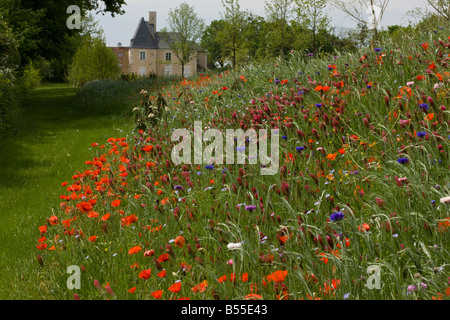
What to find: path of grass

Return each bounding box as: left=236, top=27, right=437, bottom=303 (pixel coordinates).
left=0, top=83, right=133, bottom=299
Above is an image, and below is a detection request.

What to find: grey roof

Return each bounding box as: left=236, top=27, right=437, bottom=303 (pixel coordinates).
left=129, top=18, right=204, bottom=51
left=129, top=17, right=157, bottom=48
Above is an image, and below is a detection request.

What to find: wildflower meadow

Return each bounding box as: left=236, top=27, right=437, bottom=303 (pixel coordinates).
left=28, top=27, right=450, bottom=302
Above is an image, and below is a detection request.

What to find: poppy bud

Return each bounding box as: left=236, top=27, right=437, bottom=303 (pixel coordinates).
left=36, top=255, right=43, bottom=267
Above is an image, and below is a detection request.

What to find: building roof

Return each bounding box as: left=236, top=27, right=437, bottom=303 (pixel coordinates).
left=129, top=17, right=158, bottom=49
left=129, top=17, right=204, bottom=51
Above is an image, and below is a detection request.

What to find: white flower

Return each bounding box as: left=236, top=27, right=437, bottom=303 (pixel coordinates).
left=439, top=196, right=450, bottom=204
left=227, top=242, right=242, bottom=250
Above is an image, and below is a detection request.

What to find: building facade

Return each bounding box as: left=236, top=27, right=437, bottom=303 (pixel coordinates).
left=110, top=11, right=207, bottom=77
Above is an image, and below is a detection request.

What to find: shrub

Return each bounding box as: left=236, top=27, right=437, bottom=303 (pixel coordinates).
left=68, top=37, right=121, bottom=87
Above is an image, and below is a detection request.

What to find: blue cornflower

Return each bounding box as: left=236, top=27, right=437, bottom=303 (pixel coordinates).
left=174, top=185, right=184, bottom=191
left=416, top=131, right=426, bottom=138
left=374, top=48, right=383, bottom=52
left=330, top=211, right=344, bottom=222
left=296, top=146, right=305, bottom=152
left=205, top=165, right=214, bottom=170
left=419, top=103, right=429, bottom=111
left=275, top=78, right=280, bottom=84
left=315, top=103, right=323, bottom=108
left=397, top=157, right=409, bottom=164
left=282, top=135, right=287, bottom=140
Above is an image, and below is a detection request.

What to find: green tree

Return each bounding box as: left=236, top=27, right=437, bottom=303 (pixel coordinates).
left=68, top=37, right=120, bottom=86
left=160, top=2, right=205, bottom=78
left=295, top=0, right=331, bottom=54
left=0, top=0, right=127, bottom=81
left=218, top=0, right=250, bottom=69
left=426, top=0, right=450, bottom=21
left=201, top=20, right=229, bottom=70
left=0, top=17, right=22, bottom=140
left=264, top=0, right=295, bottom=57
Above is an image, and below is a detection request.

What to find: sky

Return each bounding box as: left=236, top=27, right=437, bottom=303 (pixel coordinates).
left=93, top=0, right=429, bottom=47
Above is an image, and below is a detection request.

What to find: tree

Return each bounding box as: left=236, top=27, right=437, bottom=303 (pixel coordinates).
left=331, top=0, right=390, bottom=44
left=218, top=0, right=250, bottom=69
left=201, top=20, right=229, bottom=70
left=68, top=37, right=120, bottom=86
left=0, top=0, right=127, bottom=81
left=295, top=0, right=331, bottom=54
left=264, top=0, right=295, bottom=57
left=160, top=2, right=204, bottom=78
left=426, top=0, right=450, bottom=20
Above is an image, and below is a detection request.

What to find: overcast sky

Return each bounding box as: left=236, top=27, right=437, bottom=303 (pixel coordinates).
left=93, top=0, right=430, bottom=47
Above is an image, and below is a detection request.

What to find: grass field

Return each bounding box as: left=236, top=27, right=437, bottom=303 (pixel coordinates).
left=0, top=83, right=133, bottom=299
left=1, top=26, right=450, bottom=301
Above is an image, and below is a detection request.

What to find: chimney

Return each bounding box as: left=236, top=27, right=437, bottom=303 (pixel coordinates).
left=149, top=11, right=157, bottom=31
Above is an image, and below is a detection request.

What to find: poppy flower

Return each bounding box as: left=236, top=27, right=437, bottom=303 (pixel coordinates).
left=191, top=280, right=208, bottom=293
left=111, top=199, right=121, bottom=207
left=128, top=246, right=142, bottom=255
left=244, top=293, right=262, bottom=300
left=138, top=269, right=151, bottom=279
left=88, top=235, right=97, bottom=242
left=157, top=270, right=167, bottom=278
left=142, top=145, right=153, bottom=153
left=151, top=290, right=163, bottom=299
left=267, top=270, right=288, bottom=283
left=168, top=281, right=182, bottom=293
left=128, top=287, right=136, bottom=293
left=174, top=235, right=185, bottom=248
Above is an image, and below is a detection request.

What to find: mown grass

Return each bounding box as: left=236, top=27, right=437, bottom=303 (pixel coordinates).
left=0, top=83, right=133, bottom=299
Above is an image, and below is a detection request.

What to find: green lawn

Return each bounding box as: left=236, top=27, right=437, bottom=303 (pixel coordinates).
left=0, top=83, right=132, bottom=299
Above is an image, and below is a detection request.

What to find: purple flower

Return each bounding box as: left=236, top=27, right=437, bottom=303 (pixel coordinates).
left=416, top=131, right=426, bottom=138
left=407, top=284, right=417, bottom=293
left=205, top=165, right=214, bottom=170
left=419, top=103, right=429, bottom=111
left=245, top=205, right=257, bottom=212
left=397, top=157, right=409, bottom=164
left=330, top=211, right=344, bottom=222
left=374, top=48, right=383, bottom=52
left=296, top=146, right=304, bottom=152
left=174, top=185, right=184, bottom=191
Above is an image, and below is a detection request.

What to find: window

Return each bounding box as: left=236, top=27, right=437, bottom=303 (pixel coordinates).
left=166, top=52, right=171, bottom=61
left=140, top=51, right=146, bottom=60
left=118, top=53, right=123, bottom=57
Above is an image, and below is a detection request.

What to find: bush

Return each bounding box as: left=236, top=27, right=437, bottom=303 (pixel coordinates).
left=0, top=73, right=22, bottom=140
left=21, top=61, right=42, bottom=90
left=68, top=37, right=121, bottom=87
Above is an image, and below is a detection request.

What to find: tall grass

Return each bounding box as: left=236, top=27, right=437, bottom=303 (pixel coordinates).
left=6, top=25, right=450, bottom=300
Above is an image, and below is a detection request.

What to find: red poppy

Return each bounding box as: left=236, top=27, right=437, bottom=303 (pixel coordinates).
left=267, top=270, right=288, bottom=283
left=111, top=199, right=121, bottom=207
left=191, top=280, right=208, bottom=293
left=151, top=290, right=163, bottom=299
left=138, top=269, right=151, bottom=279
left=128, top=246, right=142, bottom=255
left=168, top=281, right=182, bottom=293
